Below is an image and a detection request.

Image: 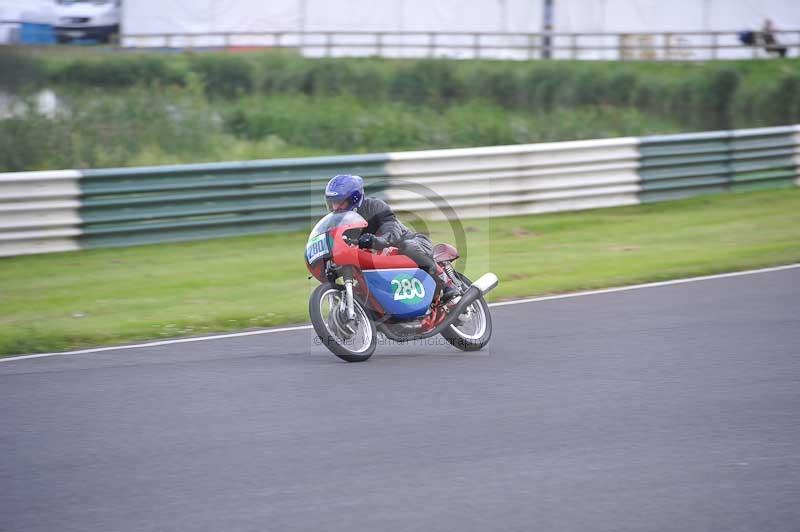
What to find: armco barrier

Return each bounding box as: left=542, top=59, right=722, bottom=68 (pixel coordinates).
left=0, top=125, right=798, bottom=257
left=385, top=138, right=641, bottom=220
left=639, top=126, right=799, bottom=202
left=0, top=170, right=82, bottom=257
left=77, top=155, right=389, bottom=249
left=796, top=126, right=800, bottom=187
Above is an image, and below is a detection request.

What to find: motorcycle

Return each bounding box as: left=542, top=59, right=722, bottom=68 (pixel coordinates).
left=305, top=210, right=498, bottom=362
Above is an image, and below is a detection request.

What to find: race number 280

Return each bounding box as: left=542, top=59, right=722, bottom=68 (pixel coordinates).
left=391, top=278, right=425, bottom=301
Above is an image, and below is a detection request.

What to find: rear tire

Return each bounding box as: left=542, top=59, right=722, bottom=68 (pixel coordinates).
left=440, top=273, right=493, bottom=351
left=309, top=284, right=376, bottom=362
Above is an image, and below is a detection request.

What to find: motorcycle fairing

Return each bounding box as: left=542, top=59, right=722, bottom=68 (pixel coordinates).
left=361, top=268, right=436, bottom=319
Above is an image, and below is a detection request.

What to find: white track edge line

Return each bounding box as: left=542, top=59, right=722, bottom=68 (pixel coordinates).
left=1, top=325, right=313, bottom=362
left=488, top=263, right=800, bottom=307
left=2, top=263, right=798, bottom=363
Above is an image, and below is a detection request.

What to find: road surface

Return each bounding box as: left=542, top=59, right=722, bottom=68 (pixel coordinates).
left=2, top=267, right=799, bottom=532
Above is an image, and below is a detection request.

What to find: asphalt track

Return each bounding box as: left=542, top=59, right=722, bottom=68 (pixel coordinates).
left=2, top=267, right=799, bottom=532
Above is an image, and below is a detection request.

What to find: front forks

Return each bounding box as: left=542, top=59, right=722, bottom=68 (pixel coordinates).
left=343, top=279, right=356, bottom=322
left=332, top=277, right=358, bottom=337
left=334, top=265, right=357, bottom=323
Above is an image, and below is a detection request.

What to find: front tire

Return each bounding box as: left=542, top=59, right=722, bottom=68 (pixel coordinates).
left=441, top=273, right=493, bottom=351
left=309, top=284, right=377, bottom=362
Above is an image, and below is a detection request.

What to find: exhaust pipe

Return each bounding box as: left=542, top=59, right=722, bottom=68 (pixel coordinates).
left=470, top=272, right=499, bottom=295
left=378, top=272, right=499, bottom=342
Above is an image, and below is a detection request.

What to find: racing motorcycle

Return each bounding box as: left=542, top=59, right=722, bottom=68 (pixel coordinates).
left=305, top=210, right=498, bottom=362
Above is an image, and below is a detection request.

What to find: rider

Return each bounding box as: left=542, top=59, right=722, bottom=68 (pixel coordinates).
left=324, top=174, right=459, bottom=303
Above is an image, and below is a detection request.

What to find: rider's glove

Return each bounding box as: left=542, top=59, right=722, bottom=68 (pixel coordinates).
left=358, top=233, right=388, bottom=250
left=358, top=233, right=375, bottom=249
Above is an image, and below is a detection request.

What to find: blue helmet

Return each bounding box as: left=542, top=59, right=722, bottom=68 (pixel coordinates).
left=324, top=174, right=364, bottom=212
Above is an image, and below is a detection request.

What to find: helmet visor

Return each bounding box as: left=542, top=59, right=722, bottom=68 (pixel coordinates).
left=326, top=196, right=352, bottom=212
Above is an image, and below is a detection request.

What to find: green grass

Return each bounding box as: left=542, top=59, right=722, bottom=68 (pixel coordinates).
left=1, top=188, right=799, bottom=356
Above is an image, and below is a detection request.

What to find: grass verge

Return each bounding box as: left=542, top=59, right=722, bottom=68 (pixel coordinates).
left=1, top=188, right=799, bottom=357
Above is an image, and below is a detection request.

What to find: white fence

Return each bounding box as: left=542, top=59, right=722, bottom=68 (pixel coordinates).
left=120, top=30, right=800, bottom=61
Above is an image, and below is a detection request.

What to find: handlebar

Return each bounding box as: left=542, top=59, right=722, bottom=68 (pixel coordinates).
left=341, top=232, right=400, bottom=255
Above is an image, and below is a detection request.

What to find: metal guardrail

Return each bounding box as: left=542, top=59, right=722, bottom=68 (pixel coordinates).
left=0, top=125, right=798, bottom=257
left=385, top=138, right=641, bottom=220
left=78, top=155, right=390, bottom=248
left=0, top=156, right=390, bottom=256
left=120, top=29, right=800, bottom=60
left=639, top=126, right=800, bottom=202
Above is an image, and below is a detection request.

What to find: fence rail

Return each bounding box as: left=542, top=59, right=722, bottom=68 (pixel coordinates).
left=78, top=155, right=389, bottom=249
left=4, top=24, right=797, bottom=60
left=385, top=138, right=641, bottom=220
left=1, top=125, right=798, bottom=257
left=119, top=29, right=800, bottom=61
left=639, top=127, right=800, bottom=202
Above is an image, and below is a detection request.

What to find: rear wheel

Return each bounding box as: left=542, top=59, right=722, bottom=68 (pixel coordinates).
left=440, top=273, right=492, bottom=351
left=309, top=284, right=376, bottom=362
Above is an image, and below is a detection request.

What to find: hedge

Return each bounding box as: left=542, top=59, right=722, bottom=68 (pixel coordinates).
left=3, top=49, right=799, bottom=129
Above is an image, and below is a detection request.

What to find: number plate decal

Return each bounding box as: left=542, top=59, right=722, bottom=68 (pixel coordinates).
left=391, top=273, right=426, bottom=305
left=305, top=233, right=329, bottom=264
left=362, top=268, right=436, bottom=319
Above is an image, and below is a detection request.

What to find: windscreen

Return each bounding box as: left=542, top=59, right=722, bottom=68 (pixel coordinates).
left=309, top=211, right=367, bottom=238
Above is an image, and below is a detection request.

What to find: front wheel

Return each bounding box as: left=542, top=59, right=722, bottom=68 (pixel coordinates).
left=309, top=284, right=377, bottom=362
left=440, top=273, right=493, bottom=351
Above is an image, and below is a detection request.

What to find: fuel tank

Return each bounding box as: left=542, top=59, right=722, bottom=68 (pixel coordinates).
left=361, top=268, right=436, bottom=319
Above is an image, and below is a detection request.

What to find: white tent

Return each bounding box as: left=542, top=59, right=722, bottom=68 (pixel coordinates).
left=121, top=0, right=800, bottom=34
left=8, top=0, right=797, bottom=55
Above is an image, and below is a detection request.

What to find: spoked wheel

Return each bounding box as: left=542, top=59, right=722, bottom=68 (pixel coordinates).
left=441, top=273, right=492, bottom=351
left=309, top=284, right=377, bottom=362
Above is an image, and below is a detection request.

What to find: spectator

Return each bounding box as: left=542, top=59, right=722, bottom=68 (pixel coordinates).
left=762, top=19, right=787, bottom=58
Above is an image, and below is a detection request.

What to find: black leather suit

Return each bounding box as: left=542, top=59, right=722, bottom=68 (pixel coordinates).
left=356, top=197, right=438, bottom=278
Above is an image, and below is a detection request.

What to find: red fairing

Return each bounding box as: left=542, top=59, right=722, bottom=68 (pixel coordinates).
left=324, top=223, right=418, bottom=317
left=307, top=259, right=326, bottom=283
left=329, top=225, right=418, bottom=270
left=433, top=243, right=459, bottom=262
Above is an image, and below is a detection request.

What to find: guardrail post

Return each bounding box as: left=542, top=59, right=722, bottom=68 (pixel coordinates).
left=571, top=33, right=577, bottom=59
left=428, top=32, right=435, bottom=58
left=473, top=33, right=480, bottom=59
left=376, top=32, right=383, bottom=56
left=710, top=33, right=717, bottom=60
left=618, top=33, right=626, bottom=60
left=325, top=33, right=332, bottom=57
left=663, top=33, right=671, bottom=60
